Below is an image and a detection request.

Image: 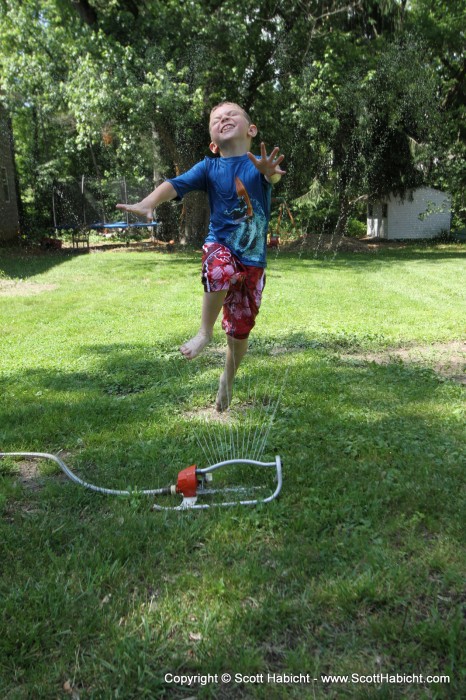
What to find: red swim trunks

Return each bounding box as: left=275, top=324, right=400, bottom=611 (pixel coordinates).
left=201, top=243, right=266, bottom=340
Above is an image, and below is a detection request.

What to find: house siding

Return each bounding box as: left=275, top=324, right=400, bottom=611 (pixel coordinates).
left=367, top=202, right=386, bottom=238
left=0, top=106, right=20, bottom=241
left=367, top=187, right=451, bottom=240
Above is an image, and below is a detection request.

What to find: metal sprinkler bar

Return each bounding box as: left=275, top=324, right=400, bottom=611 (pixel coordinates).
left=0, top=452, right=282, bottom=510
left=154, top=457, right=283, bottom=510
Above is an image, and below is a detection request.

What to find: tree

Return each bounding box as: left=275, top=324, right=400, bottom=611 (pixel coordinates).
left=406, top=0, right=466, bottom=226
left=1, top=0, right=464, bottom=240
left=0, top=1, right=369, bottom=238
left=335, top=36, right=441, bottom=233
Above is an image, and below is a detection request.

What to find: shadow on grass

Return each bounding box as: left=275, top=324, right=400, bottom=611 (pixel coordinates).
left=1, top=243, right=464, bottom=287
left=0, top=247, right=79, bottom=279
left=1, top=340, right=464, bottom=698
left=0, top=245, right=200, bottom=280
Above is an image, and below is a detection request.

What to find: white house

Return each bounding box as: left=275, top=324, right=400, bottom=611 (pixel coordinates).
left=367, top=187, right=451, bottom=240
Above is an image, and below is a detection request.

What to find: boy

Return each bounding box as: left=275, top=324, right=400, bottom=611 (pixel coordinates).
left=116, top=102, right=285, bottom=410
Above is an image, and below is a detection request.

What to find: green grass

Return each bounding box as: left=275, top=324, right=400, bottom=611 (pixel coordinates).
left=0, top=243, right=465, bottom=699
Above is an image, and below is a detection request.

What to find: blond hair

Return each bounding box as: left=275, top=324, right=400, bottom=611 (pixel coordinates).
left=209, top=102, right=252, bottom=125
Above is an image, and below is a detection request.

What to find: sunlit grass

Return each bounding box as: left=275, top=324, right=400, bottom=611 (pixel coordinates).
left=0, top=243, right=464, bottom=698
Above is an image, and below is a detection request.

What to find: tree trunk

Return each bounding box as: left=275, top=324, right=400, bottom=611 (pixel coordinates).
left=156, top=201, right=182, bottom=242
left=8, top=116, right=25, bottom=235
left=155, top=194, right=209, bottom=245
left=70, top=0, right=98, bottom=26
left=335, top=190, right=351, bottom=237
left=179, top=191, right=210, bottom=246
left=153, top=118, right=210, bottom=245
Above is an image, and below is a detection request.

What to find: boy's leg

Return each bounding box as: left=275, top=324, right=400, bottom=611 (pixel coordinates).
left=216, top=335, right=248, bottom=411
left=216, top=266, right=265, bottom=411
left=180, top=290, right=227, bottom=359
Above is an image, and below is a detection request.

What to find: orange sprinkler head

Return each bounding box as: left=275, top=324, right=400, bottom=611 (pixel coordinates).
left=175, top=465, right=198, bottom=498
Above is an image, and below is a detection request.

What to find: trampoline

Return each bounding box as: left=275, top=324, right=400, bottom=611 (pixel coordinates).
left=51, top=176, right=160, bottom=248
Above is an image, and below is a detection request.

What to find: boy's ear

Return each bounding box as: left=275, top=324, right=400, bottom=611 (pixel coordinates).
left=209, top=142, right=220, bottom=154
left=248, top=124, right=258, bottom=138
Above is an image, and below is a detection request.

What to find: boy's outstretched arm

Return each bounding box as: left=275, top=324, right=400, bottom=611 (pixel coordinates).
left=247, top=142, right=286, bottom=185
left=116, top=181, right=178, bottom=221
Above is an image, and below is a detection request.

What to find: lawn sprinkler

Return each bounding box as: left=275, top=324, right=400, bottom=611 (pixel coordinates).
left=0, top=452, right=282, bottom=510
left=153, top=457, right=282, bottom=510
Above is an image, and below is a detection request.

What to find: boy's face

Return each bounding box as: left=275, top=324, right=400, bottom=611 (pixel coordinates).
left=209, top=103, right=257, bottom=154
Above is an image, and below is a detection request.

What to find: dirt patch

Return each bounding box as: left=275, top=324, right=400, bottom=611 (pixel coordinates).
left=0, top=279, right=58, bottom=296
left=15, top=458, right=44, bottom=491
left=8, top=455, right=70, bottom=491
left=342, top=341, right=465, bottom=385
left=270, top=346, right=290, bottom=356
left=183, top=406, right=235, bottom=423
left=183, top=399, right=264, bottom=423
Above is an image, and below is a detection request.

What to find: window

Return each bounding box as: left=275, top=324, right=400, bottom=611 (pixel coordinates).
left=1, top=167, right=10, bottom=203
left=368, top=204, right=373, bottom=217
left=382, top=203, right=388, bottom=218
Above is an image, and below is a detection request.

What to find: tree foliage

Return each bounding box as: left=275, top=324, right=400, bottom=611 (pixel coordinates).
left=0, top=0, right=464, bottom=238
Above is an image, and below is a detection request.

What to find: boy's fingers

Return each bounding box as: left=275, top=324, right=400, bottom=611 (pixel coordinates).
left=116, top=203, right=137, bottom=211
left=248, top=149, right=285, bottom=179
left=115, top=203, right=153, bottom=222
left=247, top=152, right=260, bottom=166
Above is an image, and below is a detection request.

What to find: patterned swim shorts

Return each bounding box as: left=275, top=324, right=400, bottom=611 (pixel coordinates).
left=201, top=243, right=266, bottom=340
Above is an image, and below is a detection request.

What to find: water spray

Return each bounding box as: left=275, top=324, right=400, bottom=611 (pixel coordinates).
left=0, top=451, right=282, bottom=510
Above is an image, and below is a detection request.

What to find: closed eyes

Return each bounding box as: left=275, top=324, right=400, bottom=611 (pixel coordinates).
left=212, top=110, right=240, bottom=124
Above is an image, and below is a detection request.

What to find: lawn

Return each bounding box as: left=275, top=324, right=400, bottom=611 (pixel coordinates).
left=0, top=242, right=464, bottom=699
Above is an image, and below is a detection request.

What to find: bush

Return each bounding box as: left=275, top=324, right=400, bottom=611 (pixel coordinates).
left=292, top=203, right=339, bottom=236
left=346, top=218, right=367, bottom=238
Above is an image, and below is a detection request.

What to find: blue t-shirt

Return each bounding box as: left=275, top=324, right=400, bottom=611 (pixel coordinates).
left=167, top=154, right=272, bottom=267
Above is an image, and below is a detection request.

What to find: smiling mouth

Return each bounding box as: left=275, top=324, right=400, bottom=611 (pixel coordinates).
left=221, top=124, right=234, bottom=133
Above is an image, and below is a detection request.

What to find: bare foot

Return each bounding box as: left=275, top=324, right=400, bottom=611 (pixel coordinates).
left=180, top=331, right=212, bottom=359
left=216, top=373, right=233, bottom=412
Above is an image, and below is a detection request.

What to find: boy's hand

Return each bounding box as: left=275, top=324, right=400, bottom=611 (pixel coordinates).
left=115, top=202, right=154, bottom=221
left=247, top=142, right=286, bottom=183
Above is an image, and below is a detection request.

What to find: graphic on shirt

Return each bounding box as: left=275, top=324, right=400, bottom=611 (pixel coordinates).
left=225, top=179, right=267, bottom=264
left=167, top=156, right=271, bottom=266
left=226, top=177, right=254, bottom=222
